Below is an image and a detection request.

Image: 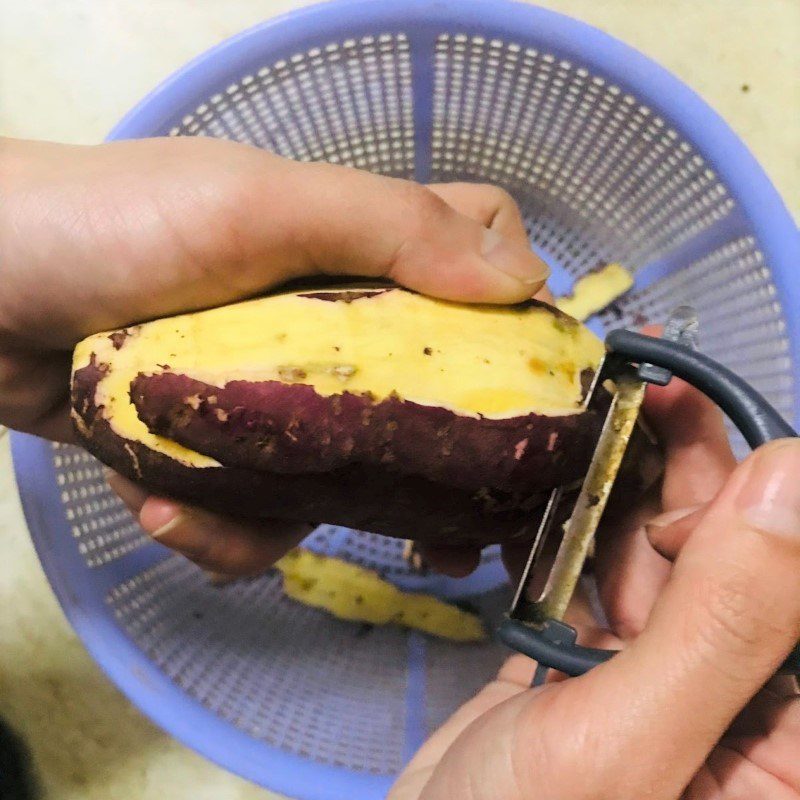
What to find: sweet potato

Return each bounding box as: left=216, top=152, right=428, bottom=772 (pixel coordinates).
left=71, top=284, right=653, bottom=545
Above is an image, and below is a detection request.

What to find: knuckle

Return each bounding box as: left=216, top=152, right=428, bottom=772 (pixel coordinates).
left=396, top=181, right=453, bottom=237
left=222, top=170, right=267, bottom=220
left=610, top=610, right=645, bottom=641
left=484, top=183, right=517, bottom=208
left=473, top=183, right=521, bottom=220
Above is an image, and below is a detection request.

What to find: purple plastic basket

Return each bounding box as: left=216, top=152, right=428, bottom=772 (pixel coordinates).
left=12, top=1, right=800, bottom=798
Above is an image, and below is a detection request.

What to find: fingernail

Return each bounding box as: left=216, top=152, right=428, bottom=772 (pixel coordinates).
left=148, top=515, right=184, bottom=541
left=145, top=514, right=195, bottom=550
left=481, top=228, right=550, bottom=285
left=145, top=513, right=211, bottom=558
left=148, top=516, right=183, bottom=539
left=736, top=440, right=800, bottom=538
left=646, top=505, right=703, bottom=532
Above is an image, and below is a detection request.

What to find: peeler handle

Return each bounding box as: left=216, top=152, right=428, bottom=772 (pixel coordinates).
left=605, top=329, right=796, bottom=448
left=610, top=328, right=799, bottom=673
left=499, top=328, right=800, bottom=677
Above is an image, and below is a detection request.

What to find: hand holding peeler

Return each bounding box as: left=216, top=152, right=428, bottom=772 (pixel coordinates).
left=499, top=306, right=800, bottom=685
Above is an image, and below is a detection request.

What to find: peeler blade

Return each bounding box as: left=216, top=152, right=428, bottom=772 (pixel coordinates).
left=510, top=306, right=700, bottom=628
left=520, top=363, right=645, bottom=624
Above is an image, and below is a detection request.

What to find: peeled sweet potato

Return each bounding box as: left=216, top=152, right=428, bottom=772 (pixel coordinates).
left=71, top=285, right=654, bottom=546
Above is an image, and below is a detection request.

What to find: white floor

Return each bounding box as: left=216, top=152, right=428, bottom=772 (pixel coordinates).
left=0, top=1, right=798, bottom=798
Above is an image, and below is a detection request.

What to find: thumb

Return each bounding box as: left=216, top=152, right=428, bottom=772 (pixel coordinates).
left=1, top=137, right=550, bottom=348
left=238, top=152, right=550, bottom=303
left=583, top=438, right=800, bottom=798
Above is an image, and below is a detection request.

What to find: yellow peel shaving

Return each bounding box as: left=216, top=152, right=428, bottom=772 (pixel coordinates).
left=275, top=549, right=486, bottom=642
left=555, top=263, right=634, bottom=322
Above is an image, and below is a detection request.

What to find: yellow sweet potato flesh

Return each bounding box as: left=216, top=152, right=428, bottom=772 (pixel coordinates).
left=555, top=263, right=634, bottom=321
left=275, top=548, right=486, bottom=642
left=73, top=287, right=604, bottom=469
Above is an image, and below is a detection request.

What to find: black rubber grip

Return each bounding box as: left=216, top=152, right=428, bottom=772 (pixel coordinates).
left=499, top=618, right=800, bottom=677
left=498, top=618, right=614, bottom=676
left=606, top=329, right=796, bottom=448
left=501, top=329, right=800, bottom=677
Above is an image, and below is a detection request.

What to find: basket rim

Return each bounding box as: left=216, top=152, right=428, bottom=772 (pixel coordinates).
left=10, top=431, right=397, bottom=800
left=109, top=0, right=800, bottom=422
left=17, top=1, right=800, bottom=797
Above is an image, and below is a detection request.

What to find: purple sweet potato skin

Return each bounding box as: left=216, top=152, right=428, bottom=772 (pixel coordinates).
left=72, top=360, right=555, bottom=545
left=129, top=372, right=605, bottom=494
left=71, top=358, right=660, bottom=547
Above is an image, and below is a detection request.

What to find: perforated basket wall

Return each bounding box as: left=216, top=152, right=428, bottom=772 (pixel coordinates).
left=12, top=2, right=800, bottom=799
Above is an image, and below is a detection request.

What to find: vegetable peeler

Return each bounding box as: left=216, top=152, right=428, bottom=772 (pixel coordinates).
left=498, top=306, right=800, bottom=685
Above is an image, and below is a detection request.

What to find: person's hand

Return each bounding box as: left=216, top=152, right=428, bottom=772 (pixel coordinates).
left=390, top=381, right=800, bottom=800
left=0, top=135, right=549, bottom=575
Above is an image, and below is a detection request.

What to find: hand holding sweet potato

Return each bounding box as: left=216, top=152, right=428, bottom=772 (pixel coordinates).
left=1, top=135, right=555, bottom=573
